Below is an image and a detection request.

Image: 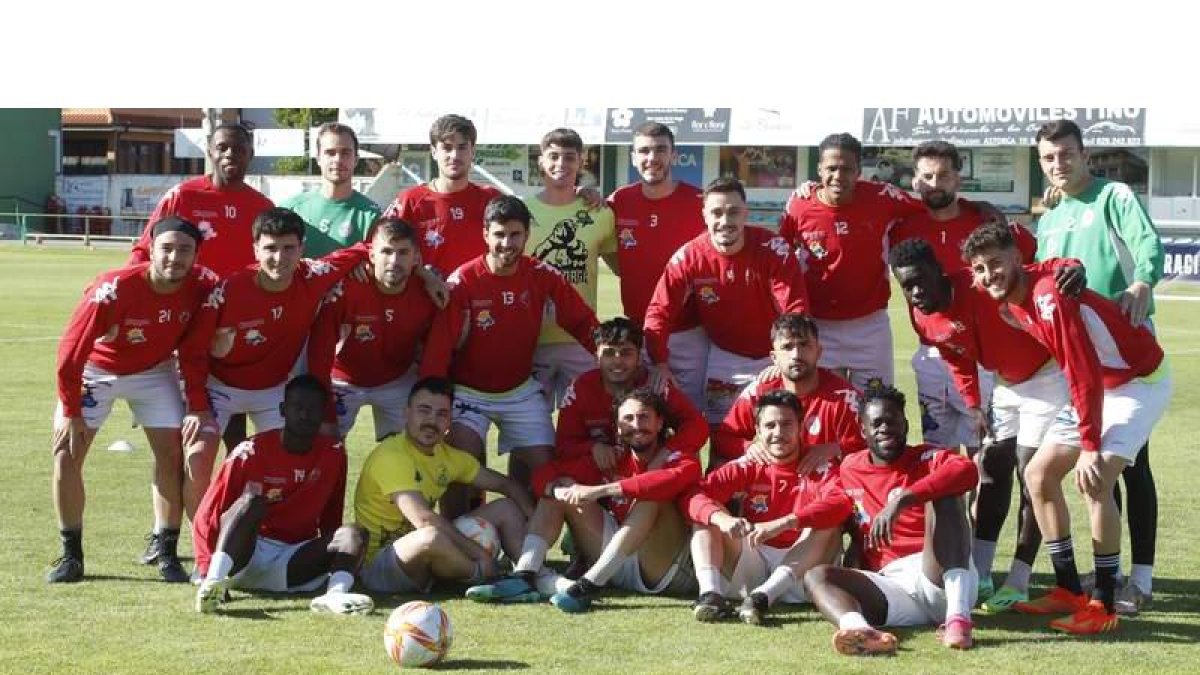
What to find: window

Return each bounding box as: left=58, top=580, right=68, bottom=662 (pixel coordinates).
left=117, top=141, right=164, bottom=174
left=1151, top=148, right=1197, bottom=197
left=62, top=138, right=107, bottom=175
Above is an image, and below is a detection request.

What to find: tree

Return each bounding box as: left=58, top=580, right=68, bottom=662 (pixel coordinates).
left=272, top=108, right=338, bottom=175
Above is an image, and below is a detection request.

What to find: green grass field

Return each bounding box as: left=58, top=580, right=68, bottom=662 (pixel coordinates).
left=1, top=244, right=1197, bottom=673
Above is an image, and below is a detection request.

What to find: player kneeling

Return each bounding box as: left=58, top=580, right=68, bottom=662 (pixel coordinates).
left=465, top=388, right=701, bottom=612
left=683, top=390, right=851, bottom=624
left=193, top=375, right=372, bottom=615
left=803, top=385, right=980, bottom=655
left=350, top=376, right=534, bottom=596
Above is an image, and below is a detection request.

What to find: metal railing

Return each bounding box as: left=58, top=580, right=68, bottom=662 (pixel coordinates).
left=0, top=211, right=148, bottom=246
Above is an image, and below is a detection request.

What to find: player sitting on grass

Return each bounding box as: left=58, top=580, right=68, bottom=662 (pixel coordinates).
left=682, top=389, right=851, bottom=625
left=803, top=385, right=980, bottom=655
left=465, top=387, right=701, bottom=611
left=349, top=376, right=534, bottom=596
left=193, top=375, right=371, bottom=615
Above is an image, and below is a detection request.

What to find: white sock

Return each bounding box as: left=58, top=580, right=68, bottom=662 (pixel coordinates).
left=838, top=611, right=872, bottom=630
left=327, top=570, right=354, bottom=594
left=695, top=564, right=725, bottom=596
left=942, top=567, right=977, bottom=619
left=1005, top=559, right=1032, bottom=592
left=583, top=545, right=629, bottom=587
left=206, top=551, right=234, bottom=581
left=972, top=538, right=998, bottom=580
left=1130, top=564, right=1153, bottom=594
left=751, top=567, right=797, bottom=605
left=515, top=534, right=549, bottom=574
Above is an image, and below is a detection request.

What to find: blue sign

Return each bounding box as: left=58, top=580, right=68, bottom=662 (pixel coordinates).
left=626, top=144, right=705, bottom=188
left=1163, top=237, right=1200, bottom=282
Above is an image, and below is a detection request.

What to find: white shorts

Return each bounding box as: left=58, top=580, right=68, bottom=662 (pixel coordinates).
left=334, top=369, right=418, bottom=440
left=704, top=345, right=772, bottom=424
left=230, top=536, right=326, bottom=593
left=912, top=345, right=995, bottom=449
left=814, top=309, right=894, bottom=390
left=726, top=541, right=808, bottom=604
left=601, top=511, right=697, bottom=596
left=990, top=361, right=1070, bottom=448
left=360, top=538, right=434, bottom=595
left=58, top=360, right=184, bottom=430
left=452, top=379, right=555, bottom=453
left=1044, top=368, right=1173, bottom=464
left=863, top=553, right=947, bottom=627
left=207, top=376, right=285, bottom=435
left=643, top=326, right=710, bottom=411
left=532, top=342, right=597, bottom=409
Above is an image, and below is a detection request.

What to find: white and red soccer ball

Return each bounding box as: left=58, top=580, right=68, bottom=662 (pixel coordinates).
left=453, top=515, right=500, bottom=559
left=384, top=601, right=453, bottom=668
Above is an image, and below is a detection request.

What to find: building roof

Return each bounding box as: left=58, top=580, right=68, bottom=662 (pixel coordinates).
left=62, top=108, right=202, bottom=128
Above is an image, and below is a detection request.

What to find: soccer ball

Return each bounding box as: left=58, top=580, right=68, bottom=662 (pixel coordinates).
left=383, top=601, right=453, bottom=668
left=453, top=515, right=500, bottom=559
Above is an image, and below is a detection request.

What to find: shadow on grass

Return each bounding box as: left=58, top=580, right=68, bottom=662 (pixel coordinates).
left=434, top=658, right=530, bottom=670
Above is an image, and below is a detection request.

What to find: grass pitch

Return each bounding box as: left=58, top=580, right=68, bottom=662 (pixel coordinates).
left=1, top=244, right=1197, bottom=673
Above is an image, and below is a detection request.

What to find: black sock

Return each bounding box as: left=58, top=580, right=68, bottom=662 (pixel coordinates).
left=1093, top=552, right=1120, bottom=613
left=1046, top=537, right=1082, bottom=595
left=515, top=570, right=537, bottom=585
left=159, top=528, right=180, bottom=558
left=61, top=528, right=83, bottom=560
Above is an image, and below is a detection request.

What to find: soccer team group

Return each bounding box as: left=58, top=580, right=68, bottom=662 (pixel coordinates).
left=47, top=112, right=1173, bottom=656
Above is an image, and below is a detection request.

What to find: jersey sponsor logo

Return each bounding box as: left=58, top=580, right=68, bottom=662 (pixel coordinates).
left=1035, top=293, right=1056, bottom=322
left=560, top=382, right=577, bottom=409
left=748, top=493, right=770, bottom=514
left=90, top=279, right=119, bottom=305
left=354, top=323, right=376, bottom=342
left=698, top=285, right=720, bottom=304
left=877, top=183, right=910, bottom=202
left=125, top=326, right=146, bottom=344
left=475, top=309, right=495, bottom=330
left=305, top=258, right=334, bottom=278
left=619, top=228, right=637, bottom=249
left=197, top=220, right=216, bottom=241
left=196, top=266, right=220, bottom=283
left=806, top=414, right=822, bottom=436
left=533, top=214, right=591, bottom=284
left=203, top=282, right=227, bottom=309
left=424, top=229, right=445, bottom=249
left=243, top=328, right=267, bottom=346
left=766, top=236, right=791, bottom=260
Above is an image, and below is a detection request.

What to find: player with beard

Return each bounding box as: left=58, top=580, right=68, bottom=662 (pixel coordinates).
left=49, top=218, right=217, bottom=584
left=712, top=312, right=864, bottom=472
left=606, top=122, right=710, bottom=408
left=644, top=178, right=809, bottom=428
left=464, top=388, right=701, bottom=611
left=803, top=385, right=980, bottom=654
left=308, top=217, right=440, bottom=441
left=684, top=390, right=851, bottom=625
left=778, top=134, right=1006, bottom=391
left=963, top=223, right=1171, bottom=634
left=420, top=196, right=599, bottom=516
